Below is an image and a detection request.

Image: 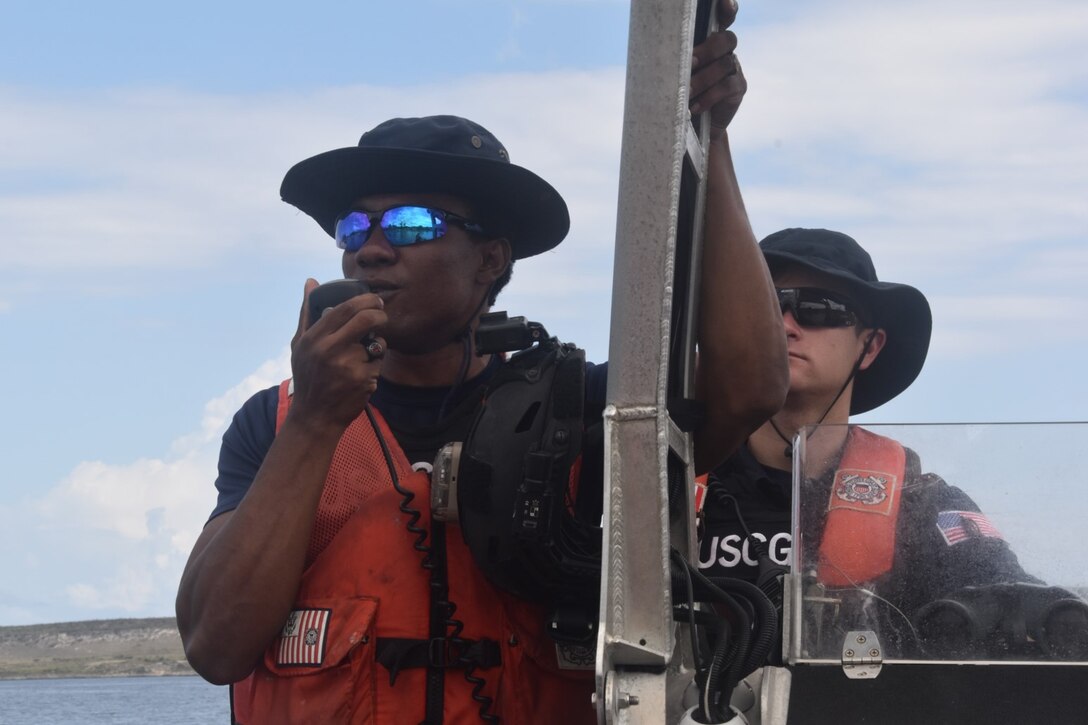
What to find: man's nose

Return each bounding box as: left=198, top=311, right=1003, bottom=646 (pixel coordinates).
left=351, top=229, right=398, bottom=266
left=781, top=308, right=802, bottom=336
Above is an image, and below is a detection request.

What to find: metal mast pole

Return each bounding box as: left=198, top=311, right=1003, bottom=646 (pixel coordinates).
left=596, top=0, right=716, bottom=722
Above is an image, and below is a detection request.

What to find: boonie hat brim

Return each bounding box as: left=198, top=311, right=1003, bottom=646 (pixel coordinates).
left=280, top=116, right=569, bottom=260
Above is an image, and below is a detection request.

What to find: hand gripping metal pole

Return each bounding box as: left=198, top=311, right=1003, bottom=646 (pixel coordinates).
left=595, top=0, right=717, bottom=722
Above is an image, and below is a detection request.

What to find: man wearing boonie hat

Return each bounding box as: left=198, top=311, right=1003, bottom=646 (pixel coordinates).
left=177, top=4, right=790, bottom=722
left=698, top=228, right=1038, bottom=653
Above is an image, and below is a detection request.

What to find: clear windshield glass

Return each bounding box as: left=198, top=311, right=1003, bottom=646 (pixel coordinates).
left=788, top=422, right=1088, bottom=665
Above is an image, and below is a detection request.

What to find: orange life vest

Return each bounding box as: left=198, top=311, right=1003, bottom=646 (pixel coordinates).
left=231, top=380, right=595, bottom=724
left=816, top=427, right=906, bottom=586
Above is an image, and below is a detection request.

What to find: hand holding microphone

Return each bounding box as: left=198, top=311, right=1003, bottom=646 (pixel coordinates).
left=289, top=278, right=388, bottom=429
left=307, top=279, right=385, bottom=360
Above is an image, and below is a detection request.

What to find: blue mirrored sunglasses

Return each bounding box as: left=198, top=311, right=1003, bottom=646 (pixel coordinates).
left=334, top=205, right=486, bottom=252
left=776, top=287, right=863, bottom=328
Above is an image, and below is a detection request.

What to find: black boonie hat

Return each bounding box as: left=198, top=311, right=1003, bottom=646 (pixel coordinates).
left=760, top=228, right=933, bottom=415
left=280, top=115, right=569, bottom=259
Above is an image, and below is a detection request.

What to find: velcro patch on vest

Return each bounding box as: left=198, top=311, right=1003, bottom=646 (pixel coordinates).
left=827, top=468, right=896, bottom=515
left=937, top=510, right=1004, bottom=546
left=276, top=608, right=331, bottom=667
left=555, top=641, right=596, bottom=670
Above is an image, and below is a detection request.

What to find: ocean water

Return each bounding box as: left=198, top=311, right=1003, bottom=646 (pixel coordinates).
left=0, top=675, right=230, bottom=725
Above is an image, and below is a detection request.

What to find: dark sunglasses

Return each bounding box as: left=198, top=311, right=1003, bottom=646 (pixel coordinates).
left=334, top=205, right=486, bottom=252
left=776, top=287, right=863, bottom=328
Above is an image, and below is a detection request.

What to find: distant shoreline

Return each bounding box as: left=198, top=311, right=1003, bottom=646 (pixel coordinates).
left=0, top=672, right=199, bottom=681
left=0, top=617, right=196, bottom=680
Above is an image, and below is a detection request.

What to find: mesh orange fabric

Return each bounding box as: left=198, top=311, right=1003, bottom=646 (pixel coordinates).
left=275, top=380, right=415, bottom=568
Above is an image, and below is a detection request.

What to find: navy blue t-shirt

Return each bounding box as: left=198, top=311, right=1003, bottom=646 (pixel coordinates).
left=209, top=360, right=608, bottom=521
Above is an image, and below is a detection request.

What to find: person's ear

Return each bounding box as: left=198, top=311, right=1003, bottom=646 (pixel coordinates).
left=477, top=237, right=512, bottom=285
left=858, top=328, right=887, bottom=371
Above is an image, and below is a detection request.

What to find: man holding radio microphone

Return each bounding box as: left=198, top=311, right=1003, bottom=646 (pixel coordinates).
left=176, top=3, right=788, bottom=721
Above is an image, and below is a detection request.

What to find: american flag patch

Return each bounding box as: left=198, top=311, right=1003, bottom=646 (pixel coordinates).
left=276, top=608, right=331, bottom=667
left=936, top=510, right=1003, bottom=546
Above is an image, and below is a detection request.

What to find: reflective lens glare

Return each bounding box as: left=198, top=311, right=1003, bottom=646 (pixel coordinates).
left=776, top=287, right=860, bottom=328
left=334, top=205, right=482, bottom=252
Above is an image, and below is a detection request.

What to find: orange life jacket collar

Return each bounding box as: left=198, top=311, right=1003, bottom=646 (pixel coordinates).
left=816, top=427, right=906, bottom=586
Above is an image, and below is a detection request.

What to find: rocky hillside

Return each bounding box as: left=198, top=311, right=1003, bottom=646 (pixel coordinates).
left=0, top=617, right=194, bottom=679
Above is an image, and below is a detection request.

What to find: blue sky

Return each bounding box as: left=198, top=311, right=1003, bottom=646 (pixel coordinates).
left=1, top=0, right=1085, bottom=625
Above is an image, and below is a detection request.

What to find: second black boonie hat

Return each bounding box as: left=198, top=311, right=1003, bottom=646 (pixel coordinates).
left=760, top=228, right=933, bottom=415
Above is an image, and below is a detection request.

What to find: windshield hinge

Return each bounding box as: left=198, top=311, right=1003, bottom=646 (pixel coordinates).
left=841, top=630, right=883, bottom=679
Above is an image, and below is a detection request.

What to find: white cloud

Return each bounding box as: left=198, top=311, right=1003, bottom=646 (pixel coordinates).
left=737, top=0, right=1088, bottom=270
left=41, top=456, right=213, bottom=542
left=741, top=2, right=1088, bottom=151
left=66, top=565, right=158, bottom=612
left=0, top=70, right=625, bottom=278
left=930, top=293, right=1083, bottom=358
left=732, top=0, right=1088, bottom=372
left=6, top=7, right=1079, bottom=345
left=20, top=350, right=291, bottom=619
left=39, top=347, right=289, bottom=539
left=170, top=349, right=292, bottom=456
left=941, top=295, right=1080, bottom=325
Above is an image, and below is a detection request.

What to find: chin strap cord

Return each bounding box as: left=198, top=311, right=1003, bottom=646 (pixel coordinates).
left=768, top=331, right=877, bottom=458
left=436, top=281, right=497, bottom=424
